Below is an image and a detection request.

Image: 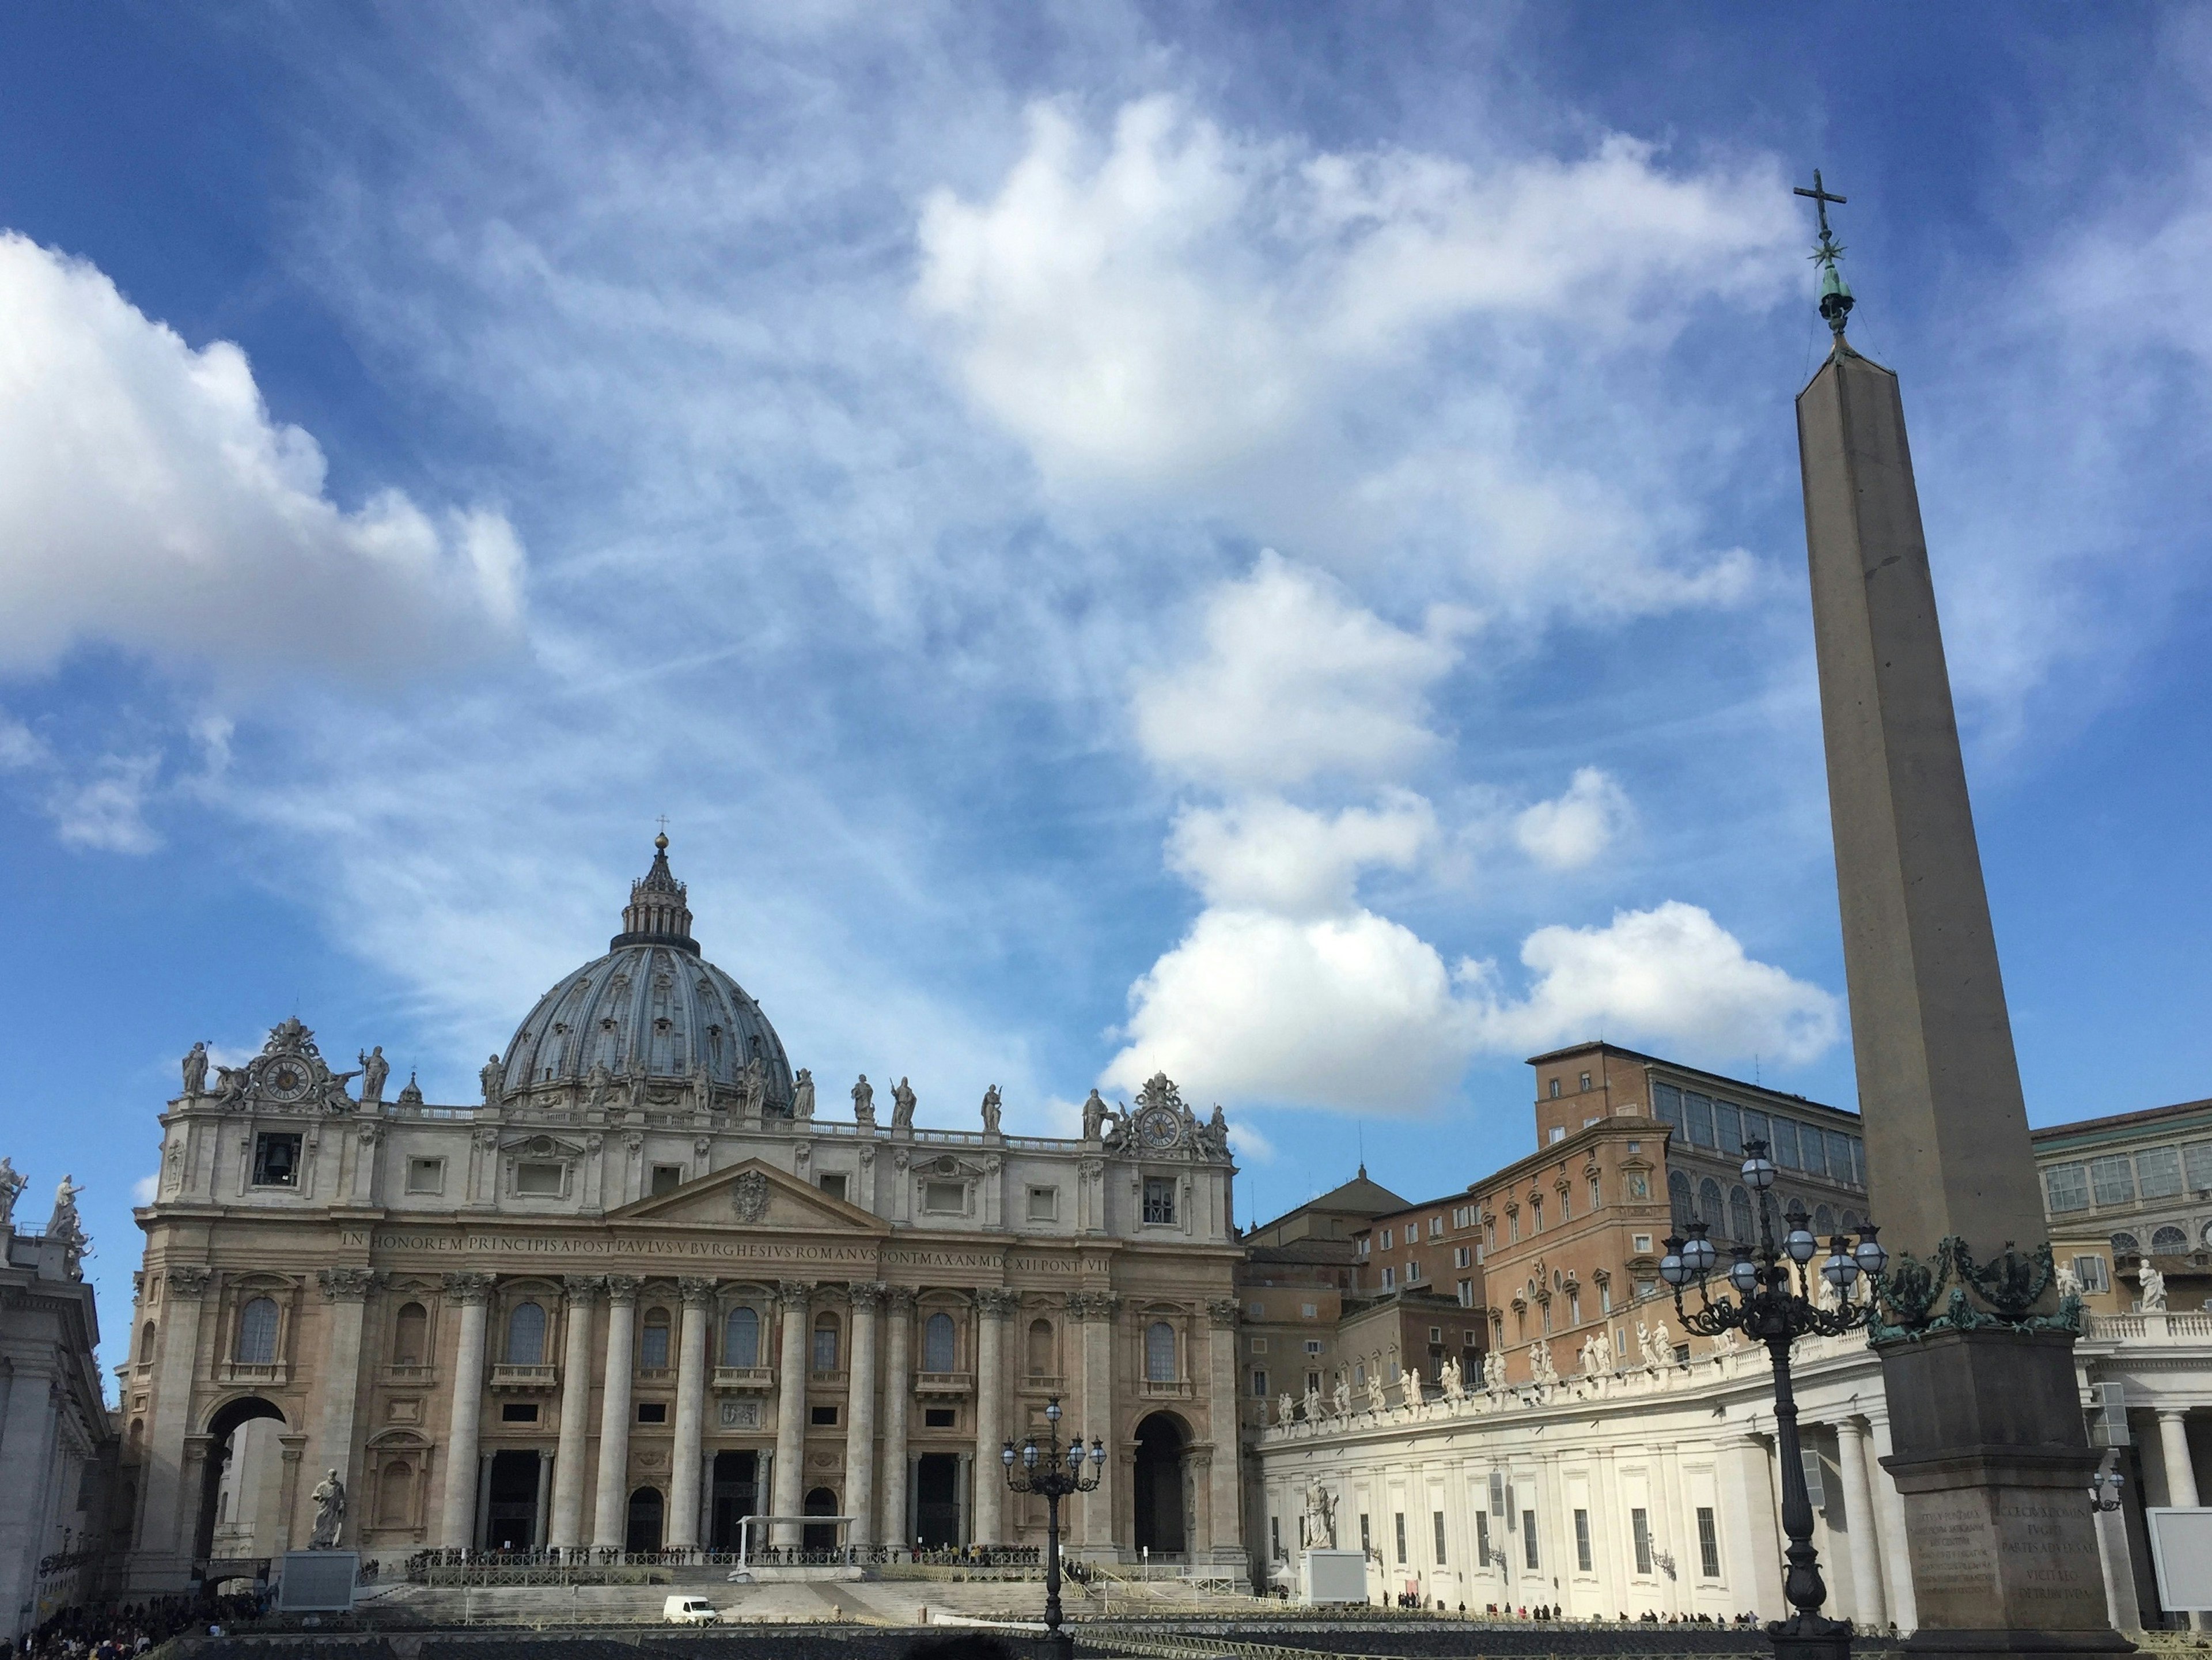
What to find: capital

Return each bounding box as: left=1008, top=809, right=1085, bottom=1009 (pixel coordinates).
left=604, top=1274, right=643, bottom=1306
left=1206, top=1296, right=1241, bottom=1329
left=318, top=1267, right=380, bottom=1303
left=976, top=1287, right=1020, bottom=1320
left=166, top=1264, right=214, bottom=1299
left=442, top=1271, right=495, bottom=1305
left=849, top=1281, right=888, bottom=1310
left=679, top=1277, right=718, bottom=1308
left=562, top=1275, right=606, bottom=1306
left=884, top=1287, right=917, bottom=1315
left=775, top=1279, right=814, bottom=1309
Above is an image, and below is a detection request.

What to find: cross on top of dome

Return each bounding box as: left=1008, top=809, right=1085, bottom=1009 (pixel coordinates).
left=612, top=830, right=697, bottom=953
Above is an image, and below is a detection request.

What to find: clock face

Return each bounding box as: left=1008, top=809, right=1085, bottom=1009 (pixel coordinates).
left=1137, top=1105, right=1181, bottom=1149
left=260, top=1061, right=313, bottom=1102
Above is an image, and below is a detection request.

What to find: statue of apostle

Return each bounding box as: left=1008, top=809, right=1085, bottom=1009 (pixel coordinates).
left=792, top=1068, right=816, bottom=1120
left=980, top=1084, right=1002, bottom=1135
left=891, top=1077, right=916, bottom=1130
left=358, top=1045, right=389, bottom=1105
left=181, top=1041, right=209, bottom=1097
left=851, top=1073, right=876, bottom=1127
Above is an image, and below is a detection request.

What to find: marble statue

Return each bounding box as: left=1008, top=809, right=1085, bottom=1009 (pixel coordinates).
left=1304, top=1382, right=1323, bottom=1422
left=358, top=1045, right=388, bottom=1105
left=2055, top=1260, right=2082, bottom=1300
left=891, top=1076, right=916, bottom=1130
left=1302, top=1481, right=1336, bottom=1549
left=851, top=1074, right=876, bottom=1127
left=48, top=1175, right=84, bottom=1241
left=740, top=1049, right=768, bottom=1118
left=1333, top=1377, right=1351, bottom=1417
left=1278, top=1391, right=1297, bottom=1427
left=1482, top=1349, right=1506, bottom=1391
left=181, top=1041, right=209, bottom=1096
left=1404, top=1363, right=1423, bottom=1404
left=1641, top=1321, right=1675, bottom=1368
left=309, top=1469, right=347, bottom=1549
left=1592, top=1329, right=1614, bottom=1372
left=0, top=1157, right=25, bottom=1227
left=980, top=1084, right=1002, bottom=1135
left=1439, top=1355, right=1464, bottom=1400
left=479, top=1054, right=504, bottom=1105
left=1081, top=1088, right=1109, bottom=1140
left=1365, top=1372, right=1387, bottom=1414
left=584, top=1060, right=612, bottom=1113
left=2139, top=1261, right=2168, bottom=1313
left=214, top=1065, right=247, bottom=1106
left=1529, top=1340, right=1557, bottom=1386
left=1198, top=1104, right=1230, bottom=1159
left=1713, top=1327, right=1739, bottom=1355
left=792, top=1068, right=816, bottom=1120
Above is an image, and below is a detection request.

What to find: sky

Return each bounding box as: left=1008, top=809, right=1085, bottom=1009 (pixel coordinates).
left=4, top=4, right=2211, bottom=1378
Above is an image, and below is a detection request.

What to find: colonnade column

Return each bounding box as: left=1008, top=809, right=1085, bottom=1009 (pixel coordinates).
left=1864, top=1412, right=1916, bottom=1632
left=1718, top=1433, right=1783, bottom=1620
left=1835, top=1417, right=1887, bottom=1627
left=589, top=1276, right=641, bottom=1549
left=1205, top=1298, right=1241, bottom=1564
left=880, top=1290, right=914, bottom=1549
left=548, top=1276, right=601, bottom=1551
left=844, top=1284, right=884, bottom=1548
left=1076, top=1292, right=1119, bottom=1551
left=770, top=1281, right=812, bottom=1546
left=438, top=1271, right=493, bottom=1549
left=2159, top=1410, right=2200, bottom=1507
left=974, top=1288, right=1016, bottom=1545
left=312, top=1269, right=375, bottom=1500
left=667, top=1277, right=714, bottom=1549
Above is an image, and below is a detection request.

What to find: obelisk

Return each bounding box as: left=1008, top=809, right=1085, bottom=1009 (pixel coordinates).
left=1793, top=177, right=2126, bottom=1659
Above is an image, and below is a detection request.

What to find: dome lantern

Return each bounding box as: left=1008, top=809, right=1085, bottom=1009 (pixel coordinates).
left=612, top=831, right=696, bottom=952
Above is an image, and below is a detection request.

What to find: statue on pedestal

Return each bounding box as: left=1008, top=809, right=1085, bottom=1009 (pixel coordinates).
left=851, top=1074, right=876, bottom=1127
left=1301, top=1481, right=1336, bottom=1549
left=357, top=1046, right=388, bottom=1104
left=980, top=1084, right=1002, bottom=1135
left=479, top=1054, right=504, bottom=1105
left=792, top=1068, right=816, bottom=1120
left=1278, top=1391, right=1297, bottom=1427
left=2139, top=1261, right=2168, bottom=1313
left=1482, top=1349, right=1506, bottom=1392
left=181, top=1042, right=209, bottom=1096
left=891, top=1076, right=916, bottom=1130
left=1528, top=1341, right=1557, bottom=1387
left=1333, top=1377, right=1351, bottom=1417
left=309, top=1469, right=347, bottom=1548
left=1365, top=1371, right=1387, bottom=1414
left=0, top=1158, right=25, bottom=1227
left=1081, top=1088, right=1109, bottom=1140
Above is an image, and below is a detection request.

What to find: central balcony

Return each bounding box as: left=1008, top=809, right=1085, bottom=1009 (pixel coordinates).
left=712, top=1364, right=775, bottom=1393
left=914, top=1371, right=974, bottom=1398
left=489, top=1363, right=558, bottom=1393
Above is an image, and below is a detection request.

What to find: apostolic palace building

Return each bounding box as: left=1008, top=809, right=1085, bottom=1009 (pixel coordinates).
left=113, top=838, right=1247, bottom=1589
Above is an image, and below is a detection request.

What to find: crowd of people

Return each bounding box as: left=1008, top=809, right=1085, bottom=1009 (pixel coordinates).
left=13, top=1588, right=267, bottom=1660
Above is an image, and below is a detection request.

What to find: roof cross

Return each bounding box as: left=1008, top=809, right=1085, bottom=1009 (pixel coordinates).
left=1794, top=170, right=1847, bottom=242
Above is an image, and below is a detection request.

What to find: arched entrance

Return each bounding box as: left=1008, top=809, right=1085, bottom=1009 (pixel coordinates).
left=1132, top=1412, right=1188, bottom=1557
left=626, top=1486, right=664, bottom=1552
left=194, top=1397, right=286, bottom=1566
left=803, top=1485, right=839, bottom=1553
left=915, top=1454, right=961, bottom=1546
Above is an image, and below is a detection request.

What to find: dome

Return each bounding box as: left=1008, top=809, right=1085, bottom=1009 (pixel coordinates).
left=495, top=835, right=794, bottom=1113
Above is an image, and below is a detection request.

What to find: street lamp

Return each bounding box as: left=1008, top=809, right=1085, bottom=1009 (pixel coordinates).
left=1660, top=1137, right=1888, bottom=1660
left=1002, top=1395, right=1104, bottom=1654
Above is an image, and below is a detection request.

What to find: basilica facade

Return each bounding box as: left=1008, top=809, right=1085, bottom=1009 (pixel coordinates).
left=117, top=838, right=1245, bottom=1590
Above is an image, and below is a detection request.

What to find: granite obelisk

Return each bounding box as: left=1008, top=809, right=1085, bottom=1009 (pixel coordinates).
left=1793, top=180, right=2126, bottom=1658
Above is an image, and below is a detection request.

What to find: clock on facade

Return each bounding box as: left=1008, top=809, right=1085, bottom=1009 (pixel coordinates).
left=1137, top=1105, right=1183, bottom=1151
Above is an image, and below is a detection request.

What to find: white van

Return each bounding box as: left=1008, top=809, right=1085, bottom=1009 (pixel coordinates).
left=662, top=1595, right=719, bottom=1624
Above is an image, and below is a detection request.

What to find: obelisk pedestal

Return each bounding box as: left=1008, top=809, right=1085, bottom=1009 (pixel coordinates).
left=1798, top=333, right=2126, bottom=1660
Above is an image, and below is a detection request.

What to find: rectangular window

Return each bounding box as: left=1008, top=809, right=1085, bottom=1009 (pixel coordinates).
left=1600, top=1281, right=1613, bottom=1314
left=1305, top=1370, right=1321, bottom=1394
left=1531, top=1198, right=1543, bottom=1231
left=1301, top=1302, right=1317, bottom=1317
left=1716, top=1101, right=1743, bottom=1155
left=1143, top=1177, right=1177, bottom=1224
left=810, top=1404, right=839, bottom=1426
left=1522, top=1510, right=1539, bottom=1570
left=1580, top=1071, right=1593, bottom=1091
left=1250, top=1336, right=1268, bottom=1353
left=1508, top=1213, right=1520, bottom=1242
left=405, top=1157, right=445, bottom=1194
left=1430, top=1217, right=1444, bottom=1238
left=2138, top=1147, right=2185, bottom=1201
left=1772, top=1118, right=1802, bottom=1169
left=637, top=1401, right=668, bottom=1424
left=1827, top=1130, right=1855, bottom=1184
left=1455, top=1246, right=1472, bottom=1269
left=1550, top=1126, right=1565, bottom=1144
left=500, top=1402, right=539, bottom=1423
left=1362, top=1513, right=1373, bottom=1556
left=650, top=1163, right=683, bottom=1196
left=1801, top=1449, right=1827, bottom=1509
left=924, top=1180, right=966, bottom=1213
left=1304, top=1338, right=1323, bottom=1355
left=817, top=1172, right=849, bottom=1203
left=1741, top=1108, right=1770, bottom=1151
left=2074, top=1256, right=2110, bottom=1294
left=1457, top=1279, right=1473, bottom=1307
left=1475, top=1510, right=1490, bottom=1564
left=1653, top=1082, right=1684, bottom=1135
left=1381, top=1228, right=1393, bottom=1249
left=1800, top=1125, right=1828, bottom=1177
left=2044, top=1163, right=2090, bottom=1213
left=1249, top=1301, right=1266, bottom=1318
left=2091, top=1155, right=2137, bottom=1207
left=1633, top=1233, right=1653, bottom=1252
left=1574, top=1508, right=1592, bottom=1572
left=1850, top=1136, right=1866, bottom=1185
left=1489, top=1471, right=1506, bottom=1517
left=923, top=1406, right=957, bottom=1428
left=1631, top=1507, right=1652, bottom=1575
left=1027, top=1185, right=1059, bottom=1221
left=1407, top=1259, right=1421, bottom=1281
left=1271, top=1517, right=1282, bottom=1560
left=2186, top=1143, right=2212, bottom=1193
left=1394, top=1512, right=1407, bottom=1565
left=1252, top=1368, right=1268, bottom=1397
left=1433, top=1510, right=1448, bottom=1564
left=252, top=1132, right=302, bottom=1188
left=1380, top=1266, right=1395, bottom=1290
left=515, top=1161, right=564, bottom=1196
left=1685, top=1092, right=1716, bottom=1148
left=1696, top=1506, right=1721, bottom=1578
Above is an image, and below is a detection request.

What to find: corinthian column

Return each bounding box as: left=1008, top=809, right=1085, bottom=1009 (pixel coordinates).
left=438, top=1272, right=494, bottom=1549
left=668, top=1277, right=715, bottom=1550
left=590, top=1276, right=641, bottom=1549
left=1203, top=1296, right=1241, bottom=1564
left=771, top=1281, right=813, bottom=1546
left=844, top=1284, right=884, bottom=1549
left=132, top=1264, right=211, bottom=1582
left=312, top=1269, right=378, bottom=1497
left=1074, top=1291, right=1119, bottom=1551
left=973, top=1288, right=1016, bottom=1546
left=549, top=1276, right=603, bottom=1552
left=880, top=1290, right=914, bottom=1548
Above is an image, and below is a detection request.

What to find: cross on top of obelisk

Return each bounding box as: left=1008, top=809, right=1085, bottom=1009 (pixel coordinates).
left=1794, top=168, right=1855, bottom=338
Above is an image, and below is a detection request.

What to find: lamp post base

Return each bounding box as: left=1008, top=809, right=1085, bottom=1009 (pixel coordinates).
left=1770, top=1611, right=1854, bottom=1660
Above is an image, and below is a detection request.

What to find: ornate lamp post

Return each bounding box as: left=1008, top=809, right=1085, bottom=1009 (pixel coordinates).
left=1660, top=1137, right=1888, bottom=1660
left=1002, top=1394, right=1104, bottom=1653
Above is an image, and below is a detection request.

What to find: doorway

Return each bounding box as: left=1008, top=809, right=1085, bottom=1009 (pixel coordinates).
left=915, top=1453, right=962, bottom=1547
left=484, top=1449, right=540, bottom=1551
left=803, top=1485, right=839, bottom=1553
left=626, top=1486, right=664, bottom=1552
left=1133, top=1413, right=1187, bottom=1556
left=193, top=1397, right=286, bottom=1567
left=710, top=1450, right=758, bottom=1552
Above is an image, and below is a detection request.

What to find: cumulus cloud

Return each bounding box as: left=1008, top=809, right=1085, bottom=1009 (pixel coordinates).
left=131, top=1172, right=160, bottom=1205
left=1168, top=792, right=1434, bottom=918
left=47, top=754, right=164, bottom=854
left=1513, top=766, right=1633, bottom=871
left=0, top=233, right=525, bottom=680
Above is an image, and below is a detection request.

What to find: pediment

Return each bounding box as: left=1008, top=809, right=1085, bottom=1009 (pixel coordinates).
left=607, top=1158, right=891, bottom=1236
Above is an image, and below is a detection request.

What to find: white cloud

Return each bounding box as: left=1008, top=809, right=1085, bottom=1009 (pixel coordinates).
left=0, top=233, right=525, bottom=680
left=1134, top=553, right=1461, bottom=789
left=47, top=754, right=163, bottom=854
left=1463, top=901, right=1839, bottom=1065
left=1513, top=766, right=1632, bottom=871
left=131, top=1172, right=160, bottom=1205
left=1168, top=791, right=1434, bottom=918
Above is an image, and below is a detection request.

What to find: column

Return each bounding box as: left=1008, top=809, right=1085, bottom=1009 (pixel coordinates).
left=132, top=1264, right=211, bottom=1581
left=667, top=1277, right=714, bottom=1550
left=590, top=1275, right=641, bottom=1549
left=438, top=1272, right=493, bottom=1549
left=548, top=1276, right=603, bottom=1552
left=844, top=1283, right=884, bottom=1549
left=312, top=1269, right=375, bottom=1493
left=2158, top=1411, right=2199, bottom=1507
left=1205, top=1297, right=1241, bottom=1564
left=1866, top=1411, right=1917, bottom=1632
left=1719, top=1434, right=1784, bottom=1620
left=973, top=1288, right=1016, bottom=1545
left=881, top=1290, right=914, bottom=1549
left=276, top=1434, right=308, bottom=1552
left=770, top=1281, right=812, bottom=1546
left=1078, top=1292, right=1119, bottom=1552
left=1835, top=1417, right=1887, bottom=1627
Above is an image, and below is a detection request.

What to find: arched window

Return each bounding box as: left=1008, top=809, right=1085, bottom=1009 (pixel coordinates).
left=1027, top=1318, right=1054, bottom=1378
left=813, top=1312, right=840, bottom=1373
left=236, top=1296, right=279, bottom=1364
left=139, top=1321, right=157, bottom=1362
left=1145, top=1320, right=1177, bottom=1383
left=641, top=1307, right=672, bottom=1370
left=1729, top=1186, right=1754, bottom=1243
left=923, top=1311, right=956, bottom=1372
left=1840, top=1209, right=1862, bottom=1237
left=1699, top=1178, right=1725, bottom=1231
left=1813, top=1204, right=1836, bottom=1237
left=378, top=1462, right=413, bottom=1527
left=724, top=1306, right=759, bottom=1368
left=506, top=1301, right=546, bottom=1366
left=1668, top=1170, right=1694, bottom=1231
left=393, top=1302, right=428, bottom=1366
left=2153, top=1225, right=2190, bottom=1254
left=2112, top=1232, right=2142, bottom=1258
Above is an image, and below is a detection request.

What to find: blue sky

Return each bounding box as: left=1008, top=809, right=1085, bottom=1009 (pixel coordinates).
left=4, top=5, right=2210, bottom=1374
